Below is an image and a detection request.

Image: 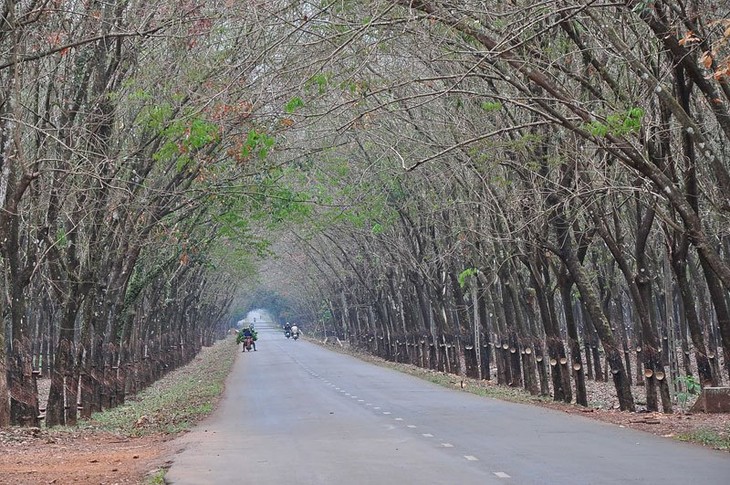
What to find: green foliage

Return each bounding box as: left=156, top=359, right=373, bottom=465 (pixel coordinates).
left=139, top=103, right=174, bottom=131
left=185, top=119, right=220, bottom=150
left=154, top=139, right=180, bottom=163
left=147, top=469, right=167, bottom=485
left=246, top=166, right=313, bottom=227
left=480, top=101, right=502, bottom=112
left=129, top=88, right=152, bottom=102
left=214, top=210, right=250, bottom=238
left=241, top=129, right=275, bottom=159
left=307, top=73, right=330, bottom=94
left=588, top=121, right=609, bottom=137
left=124, top=256, right=171, bottom=311
left=269, top=186, right=312, bottom=223
left=457, top=268, right=478, bottom=288
left=149, top=116, right=220, bottom=170
left=587, top=107, right=645, bottom=138
left=236, top=327, right=257, bottom=344
left=489, top=174, right=513, bottom=188
left=251, top=238, right=273, bottom=258
left=55, top=227, right=68, bottom=248
left=460, top=32, right=477, bottom=44
left=675, top=374, right=701, bottom=412
left=284, top=97, right=305, bottom=114
left=339, top=80, right=358, bottom=94
left=341, top=209, right=367, bottom=228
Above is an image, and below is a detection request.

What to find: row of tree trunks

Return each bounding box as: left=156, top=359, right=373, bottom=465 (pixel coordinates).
left=316, top=197, right=727, bottom=410
left=36, top=328, right=206, bottom=426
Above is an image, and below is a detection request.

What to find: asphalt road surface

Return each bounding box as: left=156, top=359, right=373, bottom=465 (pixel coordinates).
left=165, top=324, right=730, bottom=484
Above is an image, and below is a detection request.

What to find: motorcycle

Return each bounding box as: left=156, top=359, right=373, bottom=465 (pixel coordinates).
left=285, top=330, right=291, bottom=338
left=243, top=335, right=254, bottom=351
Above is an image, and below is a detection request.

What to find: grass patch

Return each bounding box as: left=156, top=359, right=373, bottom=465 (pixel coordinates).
left=677, top=428, right=730, bottom=451
left=89, top=336, right=237, bottom=436
left=146, top=468, right=167, bottom=485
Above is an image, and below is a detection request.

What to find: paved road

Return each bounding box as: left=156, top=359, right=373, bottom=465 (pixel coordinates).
left=165, top=324, right=730, bottom=484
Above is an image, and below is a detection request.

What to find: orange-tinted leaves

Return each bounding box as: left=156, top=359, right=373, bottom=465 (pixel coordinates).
left=701, top=51, right=714, bottom=69
left=678, top=31, right=701, bottom=47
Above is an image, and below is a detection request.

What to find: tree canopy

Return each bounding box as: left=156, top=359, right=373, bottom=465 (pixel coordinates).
left=2, top=0, right=730, bottom=425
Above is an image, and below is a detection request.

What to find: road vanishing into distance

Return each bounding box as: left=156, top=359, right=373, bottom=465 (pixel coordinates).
left=165, top=323, right=730, bottom=485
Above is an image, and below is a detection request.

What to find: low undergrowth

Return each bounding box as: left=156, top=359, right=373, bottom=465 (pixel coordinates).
left=677, top=428, right=730, bottom=451
left=89, top=335, right=236, bottom=436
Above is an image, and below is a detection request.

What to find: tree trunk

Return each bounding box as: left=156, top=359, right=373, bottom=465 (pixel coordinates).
left=8, top=337, right=38, bottom=427
left=8, top=282, right=39, bottom=427
left=476, top=276, right=492, bottom=379
left=697, top=253, right=730, bottom=382
left=0, top=319, right=8, bottom=426
left=556, top=203, right=634, bottom=410
left=529, top=258, right=571, bottom=402
left=672, top=257, right=716, bottom=385
left=501, top=280, right=523, bottom=388
left=559, top=273, right=587, bottom=406
left=45, top=294, right=81, bottom=427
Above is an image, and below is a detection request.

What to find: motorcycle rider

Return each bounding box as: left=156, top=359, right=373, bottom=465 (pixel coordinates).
left=240, top=325, right=257, bottom=351
left=284, top=322, right=292, bottom=337
left=290, top=324, right=299, bottom=339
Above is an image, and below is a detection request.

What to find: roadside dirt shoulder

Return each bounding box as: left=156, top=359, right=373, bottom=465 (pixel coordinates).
left=0, top=427, right=172, bottom=485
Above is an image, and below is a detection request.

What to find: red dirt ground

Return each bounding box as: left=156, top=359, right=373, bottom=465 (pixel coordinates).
left=0, top=427, right=172, bottom=485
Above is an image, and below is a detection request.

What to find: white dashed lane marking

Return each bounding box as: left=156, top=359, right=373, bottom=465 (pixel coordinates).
left=315, top=376, right=504, bottom=478
left=324, top=380, right=474, bottom=464
left=316, top=373, right=501, bottom=476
